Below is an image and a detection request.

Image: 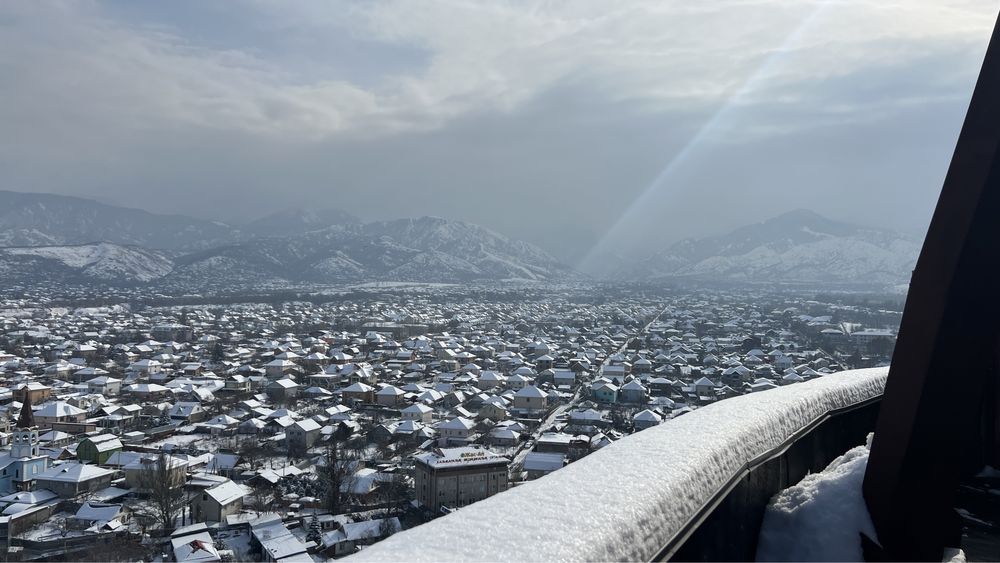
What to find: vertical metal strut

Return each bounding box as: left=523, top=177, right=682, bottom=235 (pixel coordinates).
left=863, top=10, right=1000, bottom=561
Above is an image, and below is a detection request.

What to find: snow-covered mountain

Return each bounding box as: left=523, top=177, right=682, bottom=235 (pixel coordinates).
left=631, top=210, right=919, bottom=284
left=172, top=217, right=571, bottom=284
left=0, top=191, right=572, bottom=285
left=0, top=190, right=236, bottom=251
left=242, top=207, right=360, bottom=238
left=0, top=243, right=173, bottom=283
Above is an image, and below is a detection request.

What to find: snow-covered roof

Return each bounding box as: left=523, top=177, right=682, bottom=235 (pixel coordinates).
left=414, top=446, right=508, bottom=470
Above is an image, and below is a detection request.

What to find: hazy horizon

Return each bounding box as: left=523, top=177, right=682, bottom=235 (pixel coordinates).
left=2, top=1, right=996, bottom=267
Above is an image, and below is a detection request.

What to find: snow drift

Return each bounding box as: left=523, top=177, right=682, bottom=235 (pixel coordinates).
left=756, top=439, right=876, bottom=561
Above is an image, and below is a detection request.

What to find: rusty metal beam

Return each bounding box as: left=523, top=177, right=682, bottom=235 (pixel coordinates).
left=862, top=10, right=1000, bottom=561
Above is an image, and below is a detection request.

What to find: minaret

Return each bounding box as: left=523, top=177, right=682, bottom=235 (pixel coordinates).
left=11, top=391, right=38, bottom=459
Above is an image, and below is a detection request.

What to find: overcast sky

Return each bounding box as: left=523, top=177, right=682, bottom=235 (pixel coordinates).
left=1, top=1, right=997, bottom=268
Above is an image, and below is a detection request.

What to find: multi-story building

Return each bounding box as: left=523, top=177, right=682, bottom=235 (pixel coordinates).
left=413, top=446, right=509, bottom=512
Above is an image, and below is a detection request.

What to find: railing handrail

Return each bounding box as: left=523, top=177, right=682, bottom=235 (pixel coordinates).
left=350, top=367, right=888, bottom=562
left=653, top=393, right=883, bottom=561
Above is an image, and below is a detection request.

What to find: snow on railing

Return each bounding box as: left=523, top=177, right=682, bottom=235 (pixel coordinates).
left=351, top=367, right=888, bottom=562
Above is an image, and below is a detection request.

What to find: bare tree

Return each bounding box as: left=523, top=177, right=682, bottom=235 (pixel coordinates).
left=249, top=479, right=275, bottom=514
left=136, top=451, right=186, bottom=533
left=319, top=441, right=361, bottom=515
left=377, top=471, right=411, bottom=516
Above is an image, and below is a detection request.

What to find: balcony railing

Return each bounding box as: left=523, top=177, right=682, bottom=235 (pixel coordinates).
left=350, top=367, right=888, bottom=562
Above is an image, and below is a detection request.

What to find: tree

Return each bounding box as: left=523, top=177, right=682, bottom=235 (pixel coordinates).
left=288, top=439, right=307, bottom=461
left=319, top=442, right=361, bottom=515
left=136, top=452, right=186, bottom=533
left=249, top=478, right=275, bottom=514
left=212, top=342, right=226, bottom=363
left=306, top=514, right=322, bottom=544
left=378, top=516, right=399, bottom=540
left=377, top=471, right=411, bottom=516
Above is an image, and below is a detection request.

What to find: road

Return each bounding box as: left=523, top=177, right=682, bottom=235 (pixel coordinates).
left=511, top=305, right=669, bottom=470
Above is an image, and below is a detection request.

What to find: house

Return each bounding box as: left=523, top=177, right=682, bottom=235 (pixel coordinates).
left=224, top=375, right=252, bottom=393
left=523, top=452, right=565, bottom=480
left=170, top=402, right=208, bottom=423
left=341, top=382, right=375, bottom=404
left=129, top=359, right=162, bottom=376
left=591, top=382, right=619, bottom=403
left=76, top=434, right=123, bottom=465
left=693, top=377, right=716, bottom=397
left=567, top=408, right=608, bottom=429
left=192, top=479, right=245, bottom=523
left=400, top=403, right=433, bottom=424
left=287, top=419, right=322, bottom=452
left=204, top=452, right=241, bottom=478
left=33, top=401, right=87, bottom=430
left=476, top=371, right=505, bottom=390
left=124, top=455, right=189, bottom=492
left=250, top=514, right=310, bottom=563
left=68, top=501, right=129, bottom=531
left=171, top=527, right=221, bottom=563
left=506, top=374, right=530, bottom=390
left=477, top=402, right=509, bottom=421
left=552, top=369, right=576, bottom=388
left=512, top=385, right=547, bottom=412
left=619, top=380, right=647, bottom=404
left=265, top=379, right=299, bottom=402
left=34, top=462, right=115, bottom=497
left=436, top=417, right=475, bottom=446
left=86, top=376, right=122, bottom=396
left=633, top=409, right=663, bottom=430
left=264, top=359, right=297, bottom=380
left=375, top=385, right=406, bottom=407
left=13, top=383, right=52, bottom=403
left=321, top=518, right=402, bottom=557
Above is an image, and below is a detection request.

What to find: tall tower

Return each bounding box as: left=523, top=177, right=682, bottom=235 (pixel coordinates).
left=11, top=391, right=38, bottom=459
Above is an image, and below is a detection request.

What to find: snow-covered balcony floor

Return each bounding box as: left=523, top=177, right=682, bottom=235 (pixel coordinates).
left=351, top=367, right=888, bottom=562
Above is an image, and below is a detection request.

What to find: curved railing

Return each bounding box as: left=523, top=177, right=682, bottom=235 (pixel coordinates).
left=350, top=367, right=888, bottom=562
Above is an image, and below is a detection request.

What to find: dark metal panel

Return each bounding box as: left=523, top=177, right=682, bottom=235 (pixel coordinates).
left=862, top=10, right=1000, bottom=561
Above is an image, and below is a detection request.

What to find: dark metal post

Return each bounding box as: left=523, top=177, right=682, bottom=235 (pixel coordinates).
left=862, top=10, right=1000, bottom=561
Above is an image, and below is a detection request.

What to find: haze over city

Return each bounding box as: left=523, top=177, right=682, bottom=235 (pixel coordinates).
left=3, top=1, right=1000, bottom=561
left=2, top=1, right=996, bottom=268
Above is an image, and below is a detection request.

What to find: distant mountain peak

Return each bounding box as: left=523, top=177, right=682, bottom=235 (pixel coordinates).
left=630, top=209, right=917, bottom=285
left=0, top=190, right=573, bottom=286
left=243, top=206, right=360, bottom=238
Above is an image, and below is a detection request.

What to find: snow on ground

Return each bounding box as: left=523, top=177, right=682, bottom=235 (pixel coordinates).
left=756, top=441, right=875, bottom=561
left=351, top=367, right=888, bottom=562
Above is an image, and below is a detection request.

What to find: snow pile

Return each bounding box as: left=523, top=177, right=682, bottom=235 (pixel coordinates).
left=756, top=440, right=875, bottom=561
left=349, top=367, right=888, bottom=562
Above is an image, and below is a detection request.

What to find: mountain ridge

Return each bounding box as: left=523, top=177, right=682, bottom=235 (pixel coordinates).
left=0, top=191, right=572, bottom=286
left=630, top=209, right=919, bottom=284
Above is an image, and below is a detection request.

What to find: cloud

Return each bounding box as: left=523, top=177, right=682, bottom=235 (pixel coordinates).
left=0, top=0, right=996, bottom=270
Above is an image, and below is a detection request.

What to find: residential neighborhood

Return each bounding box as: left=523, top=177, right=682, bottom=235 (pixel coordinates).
left=0, top=283, right=900, bottom=560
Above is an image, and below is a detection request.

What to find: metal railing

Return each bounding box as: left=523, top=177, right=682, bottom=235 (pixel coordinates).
left=349, top=367, right=888, bottom=562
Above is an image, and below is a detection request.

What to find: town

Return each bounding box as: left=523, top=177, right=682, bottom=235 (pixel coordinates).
left=0, top=282, right=900, bottom=561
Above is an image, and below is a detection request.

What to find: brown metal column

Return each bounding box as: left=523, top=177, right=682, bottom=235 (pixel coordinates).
left=862, top=10, right=1000, bottom=561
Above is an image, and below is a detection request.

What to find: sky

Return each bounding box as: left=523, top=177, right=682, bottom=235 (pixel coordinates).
left=1, top=0, right=997, bottom=271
